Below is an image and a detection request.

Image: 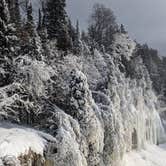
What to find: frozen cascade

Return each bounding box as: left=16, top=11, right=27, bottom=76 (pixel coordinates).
left=104, top=34, right=166, bottom=165
left=89, top=34, right=166, bottom=165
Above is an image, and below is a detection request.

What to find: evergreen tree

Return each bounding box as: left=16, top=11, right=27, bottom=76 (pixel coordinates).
left=8, top=0, right=22, bottom=40
left=0, top=0, right=10, bottom=24
left=41, top=1, right=46, bottom=27
left=73, top=20, right=81, bottom=54
left=21, top=0, right=35, bottom=44
left=45, top=0, right=71, bottom=51
left=0, top=0, right=17, bottom=53
left=21, top=0, right=42, bottom=60
left=76, top=20, right=80, bottom=40
left=37, top=5, right=49, bottom=60
left=25, top=0, right=35, bottom=36
left=120, top=24, right=127, bottom=34
left=8, top=0, right=21, bottom=27
left=67, top=18, right=75, bottom=47
left=81, top=30, right=87, bottom=42
left=0, top=0, right=17, bottom=86
left=37, top=8, right=42, bottom=31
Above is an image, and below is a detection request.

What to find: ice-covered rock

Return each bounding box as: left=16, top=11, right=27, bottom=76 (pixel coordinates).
left=0, top=123, right=57, bottom=166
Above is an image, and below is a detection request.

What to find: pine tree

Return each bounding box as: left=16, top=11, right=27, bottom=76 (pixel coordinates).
left=21, top=0, right=35, bottom=44
left=0, top=0, right=10, bottom=25
left=37, top=7, right=48, bottom=43
left=120, top=24, right=127, bottom=34
left=45, top=0, right=71, bottom=51
left=67, top=18, right=75, bottom=49
left=0, top=0, right=17, bottom=86
left=7, top=0, right=22, bottom=41
left=41, top=1, right=46, bottom=27
left=0, top=0, right=17, bottom=54
left=73, top=20, right=81, bottom=54
left=37, top=8, right=42, bottom=31
left=21, top=0, right=42, bottom=60
left=26, top=0, right=35, bottom=36
left=8, top=0, right=21, bottom=27
left=37, top=5, right=49, bottom=60
left=81, top=30, right=87, bottom=41
left=76, top=20, right=80, bottom=41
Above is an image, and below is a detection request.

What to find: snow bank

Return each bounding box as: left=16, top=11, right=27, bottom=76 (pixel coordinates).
left=0, top=123, right=47, bottom=158
left=123, top=143, right=166, bottom=166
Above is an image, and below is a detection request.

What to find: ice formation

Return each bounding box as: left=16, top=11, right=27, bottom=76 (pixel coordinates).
left=0, top=123, right=56, bottom=165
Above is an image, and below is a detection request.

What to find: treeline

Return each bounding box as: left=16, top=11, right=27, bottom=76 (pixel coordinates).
left=1, top=0, right=128, bottom=56
left=137, top=43, right=166, bottom=99
left=1, top=0, right=165, bottom=96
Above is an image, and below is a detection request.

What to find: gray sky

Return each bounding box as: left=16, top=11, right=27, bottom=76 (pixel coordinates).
left=66, top=0, right=166, bottom=56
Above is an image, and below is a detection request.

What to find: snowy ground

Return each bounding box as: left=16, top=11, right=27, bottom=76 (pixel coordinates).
left=0, top=123, right=50, bottom=158
left=123, top=143, right=166, bottom=166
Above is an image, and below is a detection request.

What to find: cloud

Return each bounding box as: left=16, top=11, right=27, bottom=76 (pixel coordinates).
left=66, top=0, right=166, bottom=56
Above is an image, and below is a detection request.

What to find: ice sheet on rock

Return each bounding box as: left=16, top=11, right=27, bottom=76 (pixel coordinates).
left=0, top=123, right=54, bottom=158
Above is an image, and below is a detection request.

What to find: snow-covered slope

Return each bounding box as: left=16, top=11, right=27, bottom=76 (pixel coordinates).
left=0, top=33, right=166, bottom=165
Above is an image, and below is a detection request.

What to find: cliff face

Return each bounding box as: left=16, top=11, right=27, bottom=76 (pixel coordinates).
left=0, top=33, right=165, bottom=166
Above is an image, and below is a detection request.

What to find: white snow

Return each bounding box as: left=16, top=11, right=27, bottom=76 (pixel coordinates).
left=17, top=57, right=55, bottom=96
left=0, top=123, right=47, bottom=158
left=112, top=33, right=136, bottom=59
left=123, top=143, right=166, bottom=166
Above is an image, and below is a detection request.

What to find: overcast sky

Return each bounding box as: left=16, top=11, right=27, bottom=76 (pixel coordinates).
left=66, top=0, right=166, bottom=56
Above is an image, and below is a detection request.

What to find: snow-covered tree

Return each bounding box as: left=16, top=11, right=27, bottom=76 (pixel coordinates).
left=45, top=0, right=71, bottom=51
left=73, top=20, right=81, bottom=54
left=20, top=1, right=43, bottom=60
left=88, top=3, right=118, bottom=51
left=25, top=0, right=35, bottom=36
left=76, top=20, right=80, bottom=40
left=37, top=8, right=42, bottom=31
left=137, top=43, right=163, bottom=94
left=8, top=0, right=21, bottom=28
left=120, top=24, right=127, bottom=34
left=0, top=0, right=17, bottom=87
left=67, top=18, right=75, bottom=49
left=81, top=30, right=86, bottom=41
left=0, top=0, right=10, bottom=56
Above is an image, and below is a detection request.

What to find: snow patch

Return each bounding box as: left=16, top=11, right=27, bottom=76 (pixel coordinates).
left=123, top=143, right=166, bottom=166
left=0, top=123, right=48, bottom=158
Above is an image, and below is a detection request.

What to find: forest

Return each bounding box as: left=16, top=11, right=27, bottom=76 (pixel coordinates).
left=0, top=0, right=166, bottom=166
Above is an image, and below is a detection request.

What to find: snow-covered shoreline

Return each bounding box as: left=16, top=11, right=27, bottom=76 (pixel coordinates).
left=123, top=143, right=166, bottom=166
